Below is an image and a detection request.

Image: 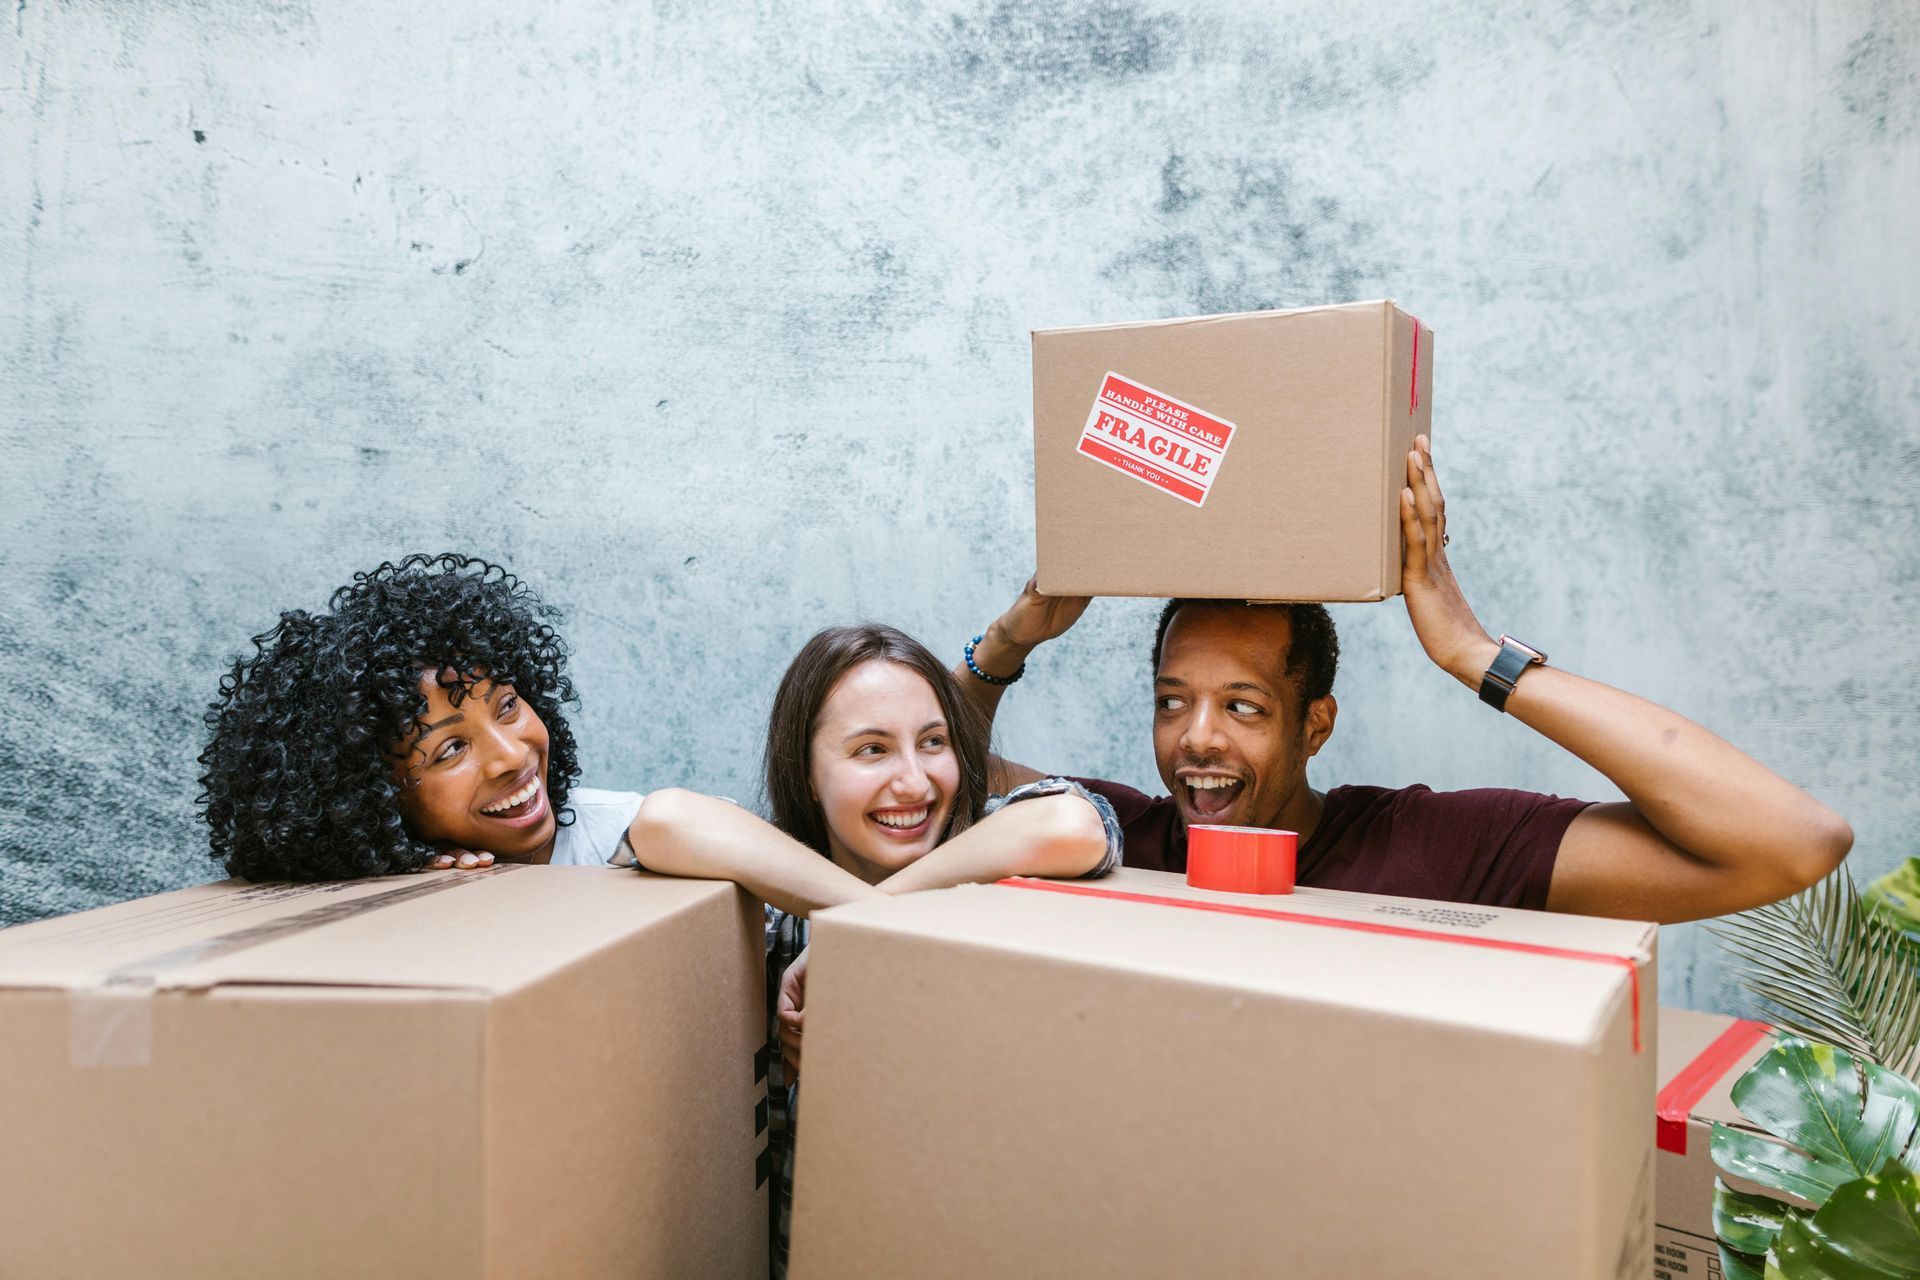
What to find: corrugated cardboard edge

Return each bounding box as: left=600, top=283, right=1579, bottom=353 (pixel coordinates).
left=1378, top=301, right=1399, bottom=600
left=1, top=867, right=531, bottom=996
left=1378, top=301, right=1434, bottom=604
left=1029, top=298, right=1396, bottom=338
left=36, top=869, right=527, bottom=1072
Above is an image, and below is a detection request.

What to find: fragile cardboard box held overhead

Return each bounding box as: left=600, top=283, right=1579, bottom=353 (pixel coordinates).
left=790, top=867, right=1656, bottom=1280
left=1651, top=1006, right=1778, bottom=1280
left=0, top=865, right=769, bottom=1280
left=1032, top=299, right=1433, bottom=602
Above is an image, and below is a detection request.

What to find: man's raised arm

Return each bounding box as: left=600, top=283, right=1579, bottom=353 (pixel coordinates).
left=950, top=576, right=1091, bottom=793
left=1400, top=435, right=1853, bottom=924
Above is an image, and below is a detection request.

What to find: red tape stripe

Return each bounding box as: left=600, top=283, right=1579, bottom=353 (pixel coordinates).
left=997, top=877, right=1644, bottom=1053
left=1409, top=318, right=1421, bottom=414
left=1654, top=1018, right=1772, bottom=1154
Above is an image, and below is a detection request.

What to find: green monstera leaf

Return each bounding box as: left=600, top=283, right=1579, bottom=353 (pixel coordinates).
left=1712, top=1038, right=1920, bottom=1204
left=1714, top=1177, right=1794, bottom=1280
left=1764, top=1161, right=1920, bottom=1279
left=1864, top=857, right=1920, bottom=944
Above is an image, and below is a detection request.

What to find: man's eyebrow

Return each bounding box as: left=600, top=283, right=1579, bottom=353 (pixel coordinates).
left=1154, top=676, right=1188, bottom=688
left=1225, top=681, right=1275, bottom=696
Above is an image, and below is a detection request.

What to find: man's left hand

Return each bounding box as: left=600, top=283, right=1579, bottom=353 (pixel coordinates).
left=1399, top=433, right=1497, bottom=686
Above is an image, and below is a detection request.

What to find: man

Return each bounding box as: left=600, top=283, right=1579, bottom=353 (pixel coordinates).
left=955, top=435, right=1852, bottom=924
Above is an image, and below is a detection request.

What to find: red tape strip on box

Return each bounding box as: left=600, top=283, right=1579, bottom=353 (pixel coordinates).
left=1410, top=318, right=1421, bottom=414
left=998, top=877, right=1645, bottom=1053
left=1654, top=1018, right=1772, bottom=1154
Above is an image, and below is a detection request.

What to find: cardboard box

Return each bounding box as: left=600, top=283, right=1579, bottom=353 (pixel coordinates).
left=1652, top=1006, right=1777, bottom=1280
left=0, top=865, right=768, bottom=1280
left=1032, top=300, right=1434, bottom=601
left=790, top=868, right=1656, bottom=1279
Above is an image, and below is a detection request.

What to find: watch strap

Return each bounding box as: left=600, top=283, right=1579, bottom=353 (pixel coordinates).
left=1478, top=637, right=1545, bottom=712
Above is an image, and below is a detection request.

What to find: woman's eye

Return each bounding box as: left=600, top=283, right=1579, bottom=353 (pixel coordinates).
left=434, top=739, right=466, bottom=763
left=854, top=743, right=885, bottom=758
left=498, top=694, right=519, bottom=717
left=920, top=735, right=948, bottom=752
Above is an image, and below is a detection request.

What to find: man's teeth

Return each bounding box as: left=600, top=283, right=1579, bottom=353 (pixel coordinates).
left=1187, top=777, right=1240, bottom=790
left=482, top=781, right=538, bottom=814
left=873, top=808, right=929, bottom=829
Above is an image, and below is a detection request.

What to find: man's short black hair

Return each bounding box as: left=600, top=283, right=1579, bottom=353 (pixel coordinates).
left=1150, top=600, right=1340, bottom=709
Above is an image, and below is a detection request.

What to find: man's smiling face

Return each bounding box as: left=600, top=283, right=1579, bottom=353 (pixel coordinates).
left=1152, top=604, right=1335, bottom=832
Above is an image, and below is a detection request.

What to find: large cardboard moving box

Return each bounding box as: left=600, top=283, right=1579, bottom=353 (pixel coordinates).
left=1032, top=299, right=1433, bottom=601
left=1652, top=1006, right=1776, bottom=1280
left=0, top=865, right=768, bottom=1280
left=791, top=868, right=1656, bottom=1279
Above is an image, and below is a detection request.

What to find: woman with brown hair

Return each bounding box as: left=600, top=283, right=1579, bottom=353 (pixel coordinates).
left=626, top=622, right=1122, bottom=1277
left=628, top=620, right=1118, bottom=908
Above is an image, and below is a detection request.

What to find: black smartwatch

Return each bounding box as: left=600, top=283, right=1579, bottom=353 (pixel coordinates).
left=1478, top=636, right=1547, bottom=712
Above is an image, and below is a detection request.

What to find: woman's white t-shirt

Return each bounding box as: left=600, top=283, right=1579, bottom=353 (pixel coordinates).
left=547, top=788, right=646, bottom=866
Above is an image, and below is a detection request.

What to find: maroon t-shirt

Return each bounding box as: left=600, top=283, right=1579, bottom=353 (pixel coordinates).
left=1070, top=778, right=1593, bottom=911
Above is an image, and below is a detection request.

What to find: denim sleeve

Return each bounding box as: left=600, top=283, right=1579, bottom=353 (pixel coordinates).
left=981, top=775, right=1124, bottom=878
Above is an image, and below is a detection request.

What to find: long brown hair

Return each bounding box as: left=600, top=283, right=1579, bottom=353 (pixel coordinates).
left=764, top=624, right=993, bottom=857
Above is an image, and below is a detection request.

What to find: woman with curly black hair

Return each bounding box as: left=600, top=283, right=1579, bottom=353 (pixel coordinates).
left=199, top=553, right=988, bottom=907
left=200, top=552, right=617, bottom=880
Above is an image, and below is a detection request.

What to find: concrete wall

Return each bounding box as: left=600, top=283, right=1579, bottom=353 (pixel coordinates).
left=3, top=1, right=1915, bottom=1014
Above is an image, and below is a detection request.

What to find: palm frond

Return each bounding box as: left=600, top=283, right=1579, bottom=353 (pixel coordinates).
left=1708, top=871, right=1920, bottom=1079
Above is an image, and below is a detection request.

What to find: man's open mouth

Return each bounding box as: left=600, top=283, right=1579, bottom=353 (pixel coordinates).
left=1182, top=774, right=1245, bottom=819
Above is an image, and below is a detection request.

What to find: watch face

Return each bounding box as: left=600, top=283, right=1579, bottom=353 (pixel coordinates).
left=1498, top=635, right=1547, bottom=664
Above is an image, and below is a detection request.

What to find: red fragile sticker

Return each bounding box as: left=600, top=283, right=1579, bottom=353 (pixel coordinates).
left=1074, top=372, right=1236, bottom=509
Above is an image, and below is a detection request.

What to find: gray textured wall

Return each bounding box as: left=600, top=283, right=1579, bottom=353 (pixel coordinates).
left=3, top=1, right=1915, bottom=1015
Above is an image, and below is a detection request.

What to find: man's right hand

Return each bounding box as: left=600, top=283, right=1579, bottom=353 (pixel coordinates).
left=954, top=575, right=1088, bottom=792
left=987, top=575, right=1092, bottom=655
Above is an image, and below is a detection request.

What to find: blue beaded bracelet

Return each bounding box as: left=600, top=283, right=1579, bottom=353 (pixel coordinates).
left=964, top=634, right=1025, bottom=686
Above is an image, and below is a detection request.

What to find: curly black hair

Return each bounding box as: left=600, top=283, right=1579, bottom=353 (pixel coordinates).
left=197, top=553, right=582, bottom=882
left=1150, top=599, right=1340, bottom=711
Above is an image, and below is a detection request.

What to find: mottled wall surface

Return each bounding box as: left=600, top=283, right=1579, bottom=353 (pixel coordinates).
left=3, top=2, right=1915, bottom=1013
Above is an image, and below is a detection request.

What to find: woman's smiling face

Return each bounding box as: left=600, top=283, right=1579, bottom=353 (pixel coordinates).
left=393, top=672, right=556, bottom=861
left=808, top=659, right=960, bottom=883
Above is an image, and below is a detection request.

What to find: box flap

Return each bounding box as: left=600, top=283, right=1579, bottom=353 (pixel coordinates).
left=0, top=865, right=736, bottom=995
left=1031, top=298, right=1395, bottom=337
left=1656, top=1006, right=1774, bottom=1132
left=816, top=868, right=1654, bottom=1050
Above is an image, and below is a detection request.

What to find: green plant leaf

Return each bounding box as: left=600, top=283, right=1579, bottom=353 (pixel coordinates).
left=1709, top=1039, right=1920, bottom=1206
left=1719, top=1242, right=1767, bottom=1280
left=1710, top=872, right=1920, bottom=1077
left=1715, top=1177, right=1798, bottom=1256
left=1863, top=858, right=1920, bottom=935
left=1764, top=1163, right=1920, bottom=1279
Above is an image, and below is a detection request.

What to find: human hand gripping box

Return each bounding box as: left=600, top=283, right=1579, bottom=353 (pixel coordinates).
left=1032, top=300, right=1433, bottom=601
left=789, top=867, right=1655, bottom=1279
left=0, top=865, right=768, bottom=1280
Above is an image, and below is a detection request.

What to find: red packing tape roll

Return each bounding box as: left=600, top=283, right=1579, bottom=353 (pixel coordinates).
left=997, top=877, right=1646, bottom=1053
left=1186, top=824, right=1296, bottom=895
